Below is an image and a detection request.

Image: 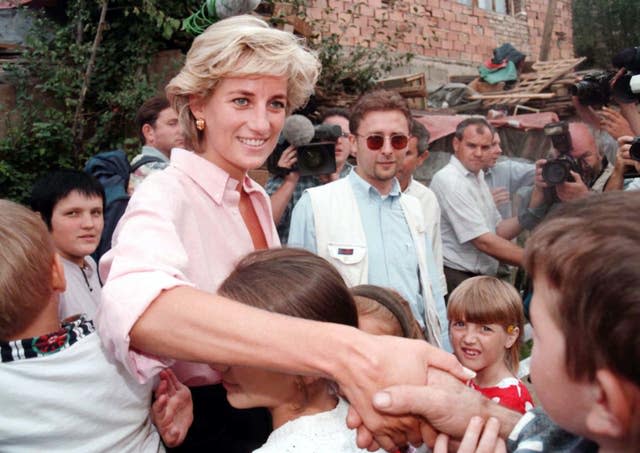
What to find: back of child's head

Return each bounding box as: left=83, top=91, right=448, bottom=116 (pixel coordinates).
left=447, top=276, right=525, bottom=373
left=524, top=192, right=640, bottom=389
left=219, top=248, right=358, bottom=328
left=0, top=200, right=57, bottom=340
left=351, top=285, right=423, bottom=339
left=30, top=169, right=105, bottom=230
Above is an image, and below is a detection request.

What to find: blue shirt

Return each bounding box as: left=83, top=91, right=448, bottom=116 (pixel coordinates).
left=289, top=171, right=449, bottom=348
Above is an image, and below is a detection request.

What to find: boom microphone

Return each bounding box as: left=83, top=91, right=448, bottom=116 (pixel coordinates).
left=282, top=114, right=315, bottom=147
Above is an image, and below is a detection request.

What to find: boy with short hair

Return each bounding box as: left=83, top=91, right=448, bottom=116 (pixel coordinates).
left=0, top=200, right=191, bottom=451
left=516, top=190, right=640, bottom=451
left=372, top=191, right=640, bottom=452
left=30, top=169, right=105, bottom=320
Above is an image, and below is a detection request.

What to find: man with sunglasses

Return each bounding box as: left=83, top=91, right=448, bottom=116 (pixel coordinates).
left=431, top=117, right=525, bottom=294
left=289, top=90, right=449, bottom=350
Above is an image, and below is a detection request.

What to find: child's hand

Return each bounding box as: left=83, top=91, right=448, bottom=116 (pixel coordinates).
left=151, top=368, right=193, bottom=447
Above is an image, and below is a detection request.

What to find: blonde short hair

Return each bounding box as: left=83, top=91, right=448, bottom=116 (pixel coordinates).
left=447, top=276, right=525, bottom=374
left=166, top=15, right=320, bottom=153
left=0, top=200, right=56, bottom=340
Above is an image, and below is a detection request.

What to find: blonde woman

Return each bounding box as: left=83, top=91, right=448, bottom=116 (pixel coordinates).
left=97, top=15, right=469, bottom=452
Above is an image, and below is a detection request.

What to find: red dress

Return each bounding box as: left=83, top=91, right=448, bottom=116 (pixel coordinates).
left=469, top=377, right=534, bottom=414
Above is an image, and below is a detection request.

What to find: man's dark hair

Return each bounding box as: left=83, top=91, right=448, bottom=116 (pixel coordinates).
left=349, top=90, right=411, bottom=135
left=30, top=169, right=105, bottom=230
left=318, top=107, right=350, bottom=125
left=411, top=120, right=430, bottom=156
left=135, top=96, right=171, bottom=144
left=454, top=117, right=495, bottom=140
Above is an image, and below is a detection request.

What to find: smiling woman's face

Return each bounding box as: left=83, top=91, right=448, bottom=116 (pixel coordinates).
left=190, top=75, right=288, bottom=180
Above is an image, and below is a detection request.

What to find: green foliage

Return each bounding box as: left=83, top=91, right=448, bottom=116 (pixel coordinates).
left=266, top=0, right=415, bottom=106
left=0, top=0, right=199, bottom=202
left=573, top=0, right=640, bottom=69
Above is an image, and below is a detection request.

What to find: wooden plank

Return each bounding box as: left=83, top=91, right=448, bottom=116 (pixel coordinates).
left=470, top=93, right=556, bottom=100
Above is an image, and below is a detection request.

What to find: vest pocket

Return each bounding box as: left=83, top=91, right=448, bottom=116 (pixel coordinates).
left=327, top=243, right=366, bottom=264
left=326, top=243, right=367, bottom=287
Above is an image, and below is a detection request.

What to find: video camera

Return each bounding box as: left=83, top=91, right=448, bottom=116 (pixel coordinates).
left=267, top=115, right=343, bottom=177
left=571, top=47, right=640, bottom=106
left=542, top=121, right=583, bottom=185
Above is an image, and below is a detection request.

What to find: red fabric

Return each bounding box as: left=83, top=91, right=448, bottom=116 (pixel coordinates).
left=469, top=378, right=534, bottom=414
left=483, top=58, right=508, bottom=70
left=415, top=112, right=560, bottom=144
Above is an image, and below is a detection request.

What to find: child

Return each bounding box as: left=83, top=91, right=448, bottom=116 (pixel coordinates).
left=352, top=284, right=424, bottom=340
left=353, top=285, right=428, bottom=453
left=214, top=248, right=384, bottom=453
left=0, top=200, right=191, bottom=451
left=30, top=170, right=105, bottom=320
left=447, top=276, right=533, bottom=414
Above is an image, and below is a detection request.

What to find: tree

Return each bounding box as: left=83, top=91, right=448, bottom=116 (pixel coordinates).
left=573, top=0, right=640, bottom=69
left=0, top=0, right=199, bottom=201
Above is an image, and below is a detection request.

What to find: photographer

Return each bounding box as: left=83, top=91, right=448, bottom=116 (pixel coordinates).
left=266, top=108, right=353, bottom=243
left=518, top=122, right=614, bottom=230
left=604, top=135, right=640, bottom=191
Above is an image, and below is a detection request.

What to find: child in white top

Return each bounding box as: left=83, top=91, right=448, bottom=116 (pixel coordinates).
left=0, top=200, right=191, bottom=451
left=447, top=276, right=533, bottom=414
left=213, top=248, right=383, bottom=453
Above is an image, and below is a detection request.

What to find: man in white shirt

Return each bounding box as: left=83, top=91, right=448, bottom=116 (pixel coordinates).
left=431, top=117, right=524, bottom=294
left=396, top=119, right=447, bottom=296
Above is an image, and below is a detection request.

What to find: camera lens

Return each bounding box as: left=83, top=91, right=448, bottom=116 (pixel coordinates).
left=298, top=148, right=325, bottom=170
left=542, top=160, right=570, bottom=185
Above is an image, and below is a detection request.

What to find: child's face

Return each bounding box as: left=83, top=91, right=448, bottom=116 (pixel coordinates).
left=217, top=364, right=300, bottom=413
left=530, top=274, right=593, bottom=437
left=50, top=191, right=103, bottom=265
left=449, top=319, right=516, bottom=376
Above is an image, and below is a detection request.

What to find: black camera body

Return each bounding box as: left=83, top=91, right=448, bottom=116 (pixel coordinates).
left=542, top=121, right=583, bottom=185
left=267, top=124, right=342, bottom=177
left=628, top=137, right=640, bottom=162
left=570, top=71, right=614, bottom=106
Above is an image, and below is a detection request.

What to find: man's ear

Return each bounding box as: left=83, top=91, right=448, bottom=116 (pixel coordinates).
left=349, top=134, right=358, bottom=159
left=585, top=369, right=634, bottom=440
left=452, top=137, right=460, bottom=154
left=51, top=253, right=66, bottom=293
left=417, top=150, right=430, bottom=166
left=141, top=123, right=155, bottom=145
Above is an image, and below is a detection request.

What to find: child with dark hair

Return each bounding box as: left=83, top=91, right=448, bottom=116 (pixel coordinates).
left=352, top=285, right=423, bottom=340
left=30, top=169, right=105, bottom=320
left=447, top=276, right=533, bottom=414
left=0, top=200, right=191, bottom=451
left=214, top=248, right=382, bottom=453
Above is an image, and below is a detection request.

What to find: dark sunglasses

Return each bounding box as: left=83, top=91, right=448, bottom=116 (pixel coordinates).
left=358, top=134, right=409, bottom=151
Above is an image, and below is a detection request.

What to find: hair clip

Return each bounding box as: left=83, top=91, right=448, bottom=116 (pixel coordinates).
left=507, top=325, right=516, bottom=334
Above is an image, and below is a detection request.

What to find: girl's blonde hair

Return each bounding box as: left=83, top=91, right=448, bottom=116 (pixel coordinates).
left=166, top=14, right=320, bottom=153
left=447, top=276, right=525, bottom=373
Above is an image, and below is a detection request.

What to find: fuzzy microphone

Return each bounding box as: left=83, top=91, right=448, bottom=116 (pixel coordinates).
left=281, top=114, right=315, bottom=148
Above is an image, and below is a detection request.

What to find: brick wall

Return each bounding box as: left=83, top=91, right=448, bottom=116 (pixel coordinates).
left=305, top=0, right=574, bottom=67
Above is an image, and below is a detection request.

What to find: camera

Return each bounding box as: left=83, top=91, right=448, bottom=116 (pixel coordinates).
left=629, top=137, right=640, bottom=162
left=542, top=121, right=583, bottom=185
left=570, top=71, right=614, bottom=106
left=267, top=124, right=342, bottom=177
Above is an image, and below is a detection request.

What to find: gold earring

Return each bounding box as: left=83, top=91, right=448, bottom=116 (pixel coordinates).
left=196, top=118, right=205, bottom=131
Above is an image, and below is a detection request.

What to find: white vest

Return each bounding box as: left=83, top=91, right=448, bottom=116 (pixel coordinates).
left=307, top=178, right=442, bottom=347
